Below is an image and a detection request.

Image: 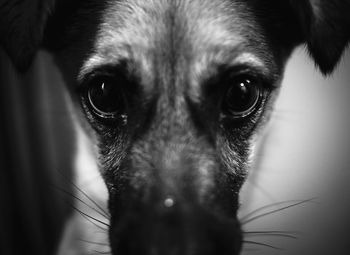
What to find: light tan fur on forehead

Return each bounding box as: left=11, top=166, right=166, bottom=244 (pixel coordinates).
left=79, top=0, right=262, bottom=80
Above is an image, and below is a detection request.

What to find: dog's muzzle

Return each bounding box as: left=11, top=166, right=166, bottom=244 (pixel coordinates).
left=109, top=191, right=242, bottom=255
left=107, top=145, right=243, bottom=255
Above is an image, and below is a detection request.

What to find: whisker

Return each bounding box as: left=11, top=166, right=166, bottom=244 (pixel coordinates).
left=57, top=169, right=110, bottom=218
left=63, top=200, right=108, bottom=231
left=241, top=200, right=298, bottom=222
left=241, top=198, right=316, bottom=225
left=244, top=230, right=301, bottom=235
left=78, top=239, right=109, bottom=246
left=53, top=184, right=109, bottom=219
left=244, top=232, right=297, bottom=239
left=69, top=202, right=110, bottom=228
left=93, top=250, right=112, bottom=254
left=240, top=198, right=316, bottom=222
left=243, top=240, right=283, bottom=250
left=75, top=209, right=108, bottom=231
left=71, top=182, right=110, bottom=218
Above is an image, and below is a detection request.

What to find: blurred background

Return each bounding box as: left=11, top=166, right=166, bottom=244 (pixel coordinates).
left=0, top=46, right=350, bottom=255
left=240, top=47, right=350, bottom=255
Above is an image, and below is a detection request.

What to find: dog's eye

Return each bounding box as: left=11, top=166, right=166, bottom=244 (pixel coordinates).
left=87, top=77, right=126, bottom=119
left=222, top=76, right=262, bottom=118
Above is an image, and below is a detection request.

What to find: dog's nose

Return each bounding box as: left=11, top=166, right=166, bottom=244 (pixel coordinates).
left=110, top=197, right=242, bottom=255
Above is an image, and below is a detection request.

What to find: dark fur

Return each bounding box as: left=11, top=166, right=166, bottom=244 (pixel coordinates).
left=1, top=0, right=349, bottom=254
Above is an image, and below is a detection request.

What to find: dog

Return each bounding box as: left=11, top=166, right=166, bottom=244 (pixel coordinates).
left=1, top=0, right=349, bottom=254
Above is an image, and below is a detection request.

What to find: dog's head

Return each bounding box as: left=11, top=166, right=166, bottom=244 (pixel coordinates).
left=1, top=0, right=349, bottom=254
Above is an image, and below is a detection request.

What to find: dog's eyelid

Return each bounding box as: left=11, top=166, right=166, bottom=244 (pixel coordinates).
left=77, top=60, right=132, bottom=82
left=78, top=72, right=115, bottom=88
left=229, top=53, right=280, bottom=87
left=220, top=65, right=277, bottom=89
left=77, top=63, right=134, bottom=88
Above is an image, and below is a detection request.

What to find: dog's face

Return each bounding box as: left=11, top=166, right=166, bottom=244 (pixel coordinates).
left=51, top=1, right=293, bottom=254
left=1, top=0, right=349, bottom=254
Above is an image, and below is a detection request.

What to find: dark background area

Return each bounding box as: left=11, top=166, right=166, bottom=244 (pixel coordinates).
left=0, top=48, right=75, bottom=255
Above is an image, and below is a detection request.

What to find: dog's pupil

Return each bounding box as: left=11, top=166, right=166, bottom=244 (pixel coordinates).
left=88, top=79, right=124, bottom=117
left=225, top=78, right=260, bottom=116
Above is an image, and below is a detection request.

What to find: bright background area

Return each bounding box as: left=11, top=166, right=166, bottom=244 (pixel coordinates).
left=239, top=47, right=350, bottom=255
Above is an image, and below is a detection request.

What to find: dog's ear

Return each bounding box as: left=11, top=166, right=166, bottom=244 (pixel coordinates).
left=290, top=0, right=350, bottom=75
left=0, top=0, right=55, bottom=71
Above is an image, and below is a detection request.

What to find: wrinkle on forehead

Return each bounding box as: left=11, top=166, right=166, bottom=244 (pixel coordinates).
left=100, top=0, right=244, bottom=49
left=80, top=0, right=260, bottom=77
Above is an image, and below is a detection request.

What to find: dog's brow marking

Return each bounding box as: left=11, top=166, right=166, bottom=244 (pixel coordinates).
left=191, top=51, right=265, bottom=78
left=79, top=56, right=106, bottom=81
left=234, top=53, right=266, bottom=69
